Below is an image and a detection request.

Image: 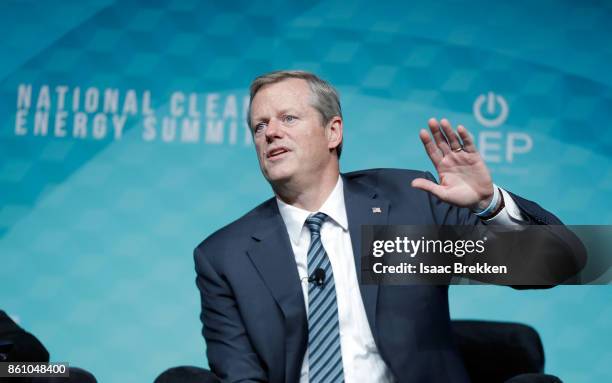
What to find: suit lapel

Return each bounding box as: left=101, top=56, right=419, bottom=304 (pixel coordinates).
left=343, top=174, right=389, bottom=341
left=246, top=200, right=307, bottom=382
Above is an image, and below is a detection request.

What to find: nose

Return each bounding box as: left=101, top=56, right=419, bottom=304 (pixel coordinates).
left=265, top=118, right=283, bottom=142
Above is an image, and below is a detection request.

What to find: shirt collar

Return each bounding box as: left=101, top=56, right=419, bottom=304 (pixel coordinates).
left=276, top=176, right=349, bottom=246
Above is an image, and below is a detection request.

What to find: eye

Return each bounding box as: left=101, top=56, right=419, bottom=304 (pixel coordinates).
left=283, top=115, right=297, bottom=124
left=254, top=122, right=267, bottom=134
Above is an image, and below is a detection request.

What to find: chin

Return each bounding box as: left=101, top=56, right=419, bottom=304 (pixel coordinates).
left=263, top=166, right=294, bottom=184
left=265, top=173, right=294, bottom=185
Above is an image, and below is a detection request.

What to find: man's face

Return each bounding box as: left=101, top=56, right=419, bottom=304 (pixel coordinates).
left=250, top=78, right=338, bottom=186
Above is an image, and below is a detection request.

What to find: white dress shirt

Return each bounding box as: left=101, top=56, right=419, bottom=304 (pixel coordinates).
left=276, top=176, right=525, bottom=383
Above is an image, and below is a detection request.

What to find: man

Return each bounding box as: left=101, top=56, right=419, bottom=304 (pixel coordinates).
left=194, top=71, right=570, bottom=382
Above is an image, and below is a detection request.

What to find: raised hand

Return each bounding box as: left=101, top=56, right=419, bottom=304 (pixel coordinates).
left=411, top=118, right=496, bottom=211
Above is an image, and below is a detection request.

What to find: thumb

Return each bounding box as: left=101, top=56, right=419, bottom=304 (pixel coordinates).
left=411, top=178, right=445, bottom=199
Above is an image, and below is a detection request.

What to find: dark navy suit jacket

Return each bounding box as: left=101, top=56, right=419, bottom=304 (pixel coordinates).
left=194, top=168, right=567, bottom=383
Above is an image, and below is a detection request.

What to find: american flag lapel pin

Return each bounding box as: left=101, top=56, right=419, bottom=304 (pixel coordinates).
left=372, top=207, right=382, bottom=213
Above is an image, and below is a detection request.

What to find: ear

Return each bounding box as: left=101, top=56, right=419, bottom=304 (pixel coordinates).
left=326, top=116, right=343, bottom=151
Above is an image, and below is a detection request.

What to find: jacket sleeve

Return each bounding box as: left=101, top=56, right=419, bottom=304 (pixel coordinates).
left=194, top=244, right=268, bottom=382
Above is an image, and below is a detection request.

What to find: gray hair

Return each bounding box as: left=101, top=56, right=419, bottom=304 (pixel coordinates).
left=247, top=70, right=343, bottom=158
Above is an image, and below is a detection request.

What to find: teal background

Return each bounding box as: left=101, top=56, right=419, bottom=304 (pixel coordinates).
left=1, top=0, right=610, bottom=381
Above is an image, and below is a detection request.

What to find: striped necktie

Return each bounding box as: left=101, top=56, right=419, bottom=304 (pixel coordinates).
left=305, top=212, right=344, bottom=383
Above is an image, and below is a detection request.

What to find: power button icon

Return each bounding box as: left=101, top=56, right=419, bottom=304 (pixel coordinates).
left=473, top=92, right=508, bottom=128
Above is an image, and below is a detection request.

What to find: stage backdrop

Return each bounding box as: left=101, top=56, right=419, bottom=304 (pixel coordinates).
left=1, top=1, right=610, bottom=382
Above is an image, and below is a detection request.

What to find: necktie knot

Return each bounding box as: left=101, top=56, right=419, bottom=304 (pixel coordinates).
left=305, top=212, right=327, bottom=235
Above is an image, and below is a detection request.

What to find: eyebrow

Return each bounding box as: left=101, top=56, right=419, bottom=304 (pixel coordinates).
left=252, top=108, right=299, bottom=123
left=277, top=108, right=299, bottom=117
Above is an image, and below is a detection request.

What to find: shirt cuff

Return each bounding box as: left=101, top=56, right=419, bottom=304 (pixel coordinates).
left=481, top=188, right=526, bottom=226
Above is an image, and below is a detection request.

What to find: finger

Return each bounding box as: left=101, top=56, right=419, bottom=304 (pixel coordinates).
left=419, top=128, right=443, bottom=165
left=440, top=118, right=462, bottom=151
left=411, top=178, right=447, bottom=199
left=428, top=118, right=451, bottom=154
left=457, top=125, right=477, bottom=153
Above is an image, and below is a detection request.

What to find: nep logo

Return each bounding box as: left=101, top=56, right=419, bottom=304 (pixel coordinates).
left=473, top=92, right=532, bottom=165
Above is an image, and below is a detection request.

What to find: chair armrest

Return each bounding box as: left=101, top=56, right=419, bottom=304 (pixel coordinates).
left=452, top=320, right=545, bottom=383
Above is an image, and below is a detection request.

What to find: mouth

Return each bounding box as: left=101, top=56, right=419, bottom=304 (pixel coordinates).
left=266, top=147, right=290, bottom=160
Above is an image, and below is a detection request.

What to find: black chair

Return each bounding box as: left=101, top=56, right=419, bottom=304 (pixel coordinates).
left=452, top=320, right=562, bottom=383
left=157, top=320, right=562, bottom=383
left=154, top=365, right=219, bottom=383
